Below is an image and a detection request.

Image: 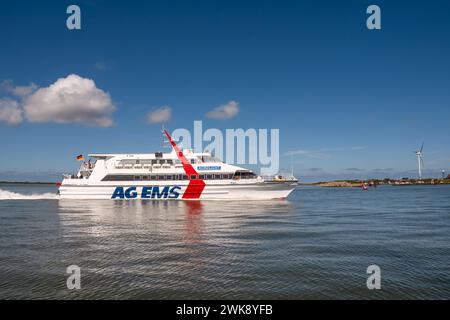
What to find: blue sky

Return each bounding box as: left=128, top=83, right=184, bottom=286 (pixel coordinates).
left=1, top=0, right=449, bottom=182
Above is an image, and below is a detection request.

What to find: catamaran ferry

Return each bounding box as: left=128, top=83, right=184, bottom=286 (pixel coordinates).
left=58, top=130, right=297, bottom=200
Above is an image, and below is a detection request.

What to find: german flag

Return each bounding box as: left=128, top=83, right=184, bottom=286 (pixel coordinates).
left=76, top=154, right=84, bottom=161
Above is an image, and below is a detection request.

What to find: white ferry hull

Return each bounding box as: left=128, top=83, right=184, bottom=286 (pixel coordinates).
left=60, top=129, right=298, bottom=201
left=58, top=183, right=296, bottom=200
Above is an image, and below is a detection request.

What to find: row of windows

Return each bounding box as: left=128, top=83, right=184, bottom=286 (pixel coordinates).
left=102, top=172, right=256, bottom=182
left=117, top=158, right=198, bottom=166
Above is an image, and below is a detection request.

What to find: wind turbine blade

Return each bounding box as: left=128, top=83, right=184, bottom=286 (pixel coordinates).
left=420, top=155, right=424, bottom=168
left=420, top=142, right=424, bottom=153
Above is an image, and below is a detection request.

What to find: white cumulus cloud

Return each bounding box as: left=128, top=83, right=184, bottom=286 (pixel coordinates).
left=206, top=100, right=239, bottom=120
left=147, top=106, right=172, bottom=124
left=1, top=80, right=38, bottom=98
left=0, top=98, right=23, bottom=125
left=22, top=74, right=115, bottom=127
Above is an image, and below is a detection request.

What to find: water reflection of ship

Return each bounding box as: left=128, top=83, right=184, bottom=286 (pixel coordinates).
left=58, top=198, right=295, bottom=215
left=183, top=201, right=205, bottom=245
left=185, top=201, right=203, bottom=215
left=57, top=199, right=295, bottom=242
left=56, top=199, right=296, bottom=283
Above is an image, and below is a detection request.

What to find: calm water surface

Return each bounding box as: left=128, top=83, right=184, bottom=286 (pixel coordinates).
left=0, top=184, right=449, bottom=299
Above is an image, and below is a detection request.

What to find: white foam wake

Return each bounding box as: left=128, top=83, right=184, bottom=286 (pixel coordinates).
left=0, top=188, right=59, bottom=200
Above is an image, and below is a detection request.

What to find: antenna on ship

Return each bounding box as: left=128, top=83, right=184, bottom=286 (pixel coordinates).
left=161, top=124, right=170, bottom=149
left=290, top=154, right=294, bottom=178
left=160, top=124, right=180, bottom=151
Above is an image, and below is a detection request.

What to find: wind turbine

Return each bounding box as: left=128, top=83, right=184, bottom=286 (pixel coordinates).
left=414, top=142, right=424, bottom=180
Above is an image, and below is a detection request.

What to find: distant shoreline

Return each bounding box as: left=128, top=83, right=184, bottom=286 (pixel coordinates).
left=0, top=181, right=56, bottom=185
left=301, top=178, right=450, bottom=187
left=1, top=179, right=449, bottom=188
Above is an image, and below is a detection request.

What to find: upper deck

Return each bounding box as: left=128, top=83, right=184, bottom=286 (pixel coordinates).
left=63, top=148, right=257, bottom=184
left=90, top=149, right=228, bottom=171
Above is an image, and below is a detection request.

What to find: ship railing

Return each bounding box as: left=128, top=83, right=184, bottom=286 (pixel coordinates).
left=261, top=174, right=298, bottom=182
left=82, top=162, right=95, bottom=171
left=63, top=173, right=89, bottom=180
left=112, top=162, right=190, bottom=170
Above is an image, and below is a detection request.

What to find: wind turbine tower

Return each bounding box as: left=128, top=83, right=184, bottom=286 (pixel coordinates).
left=414, top=142, right=424, bottom=180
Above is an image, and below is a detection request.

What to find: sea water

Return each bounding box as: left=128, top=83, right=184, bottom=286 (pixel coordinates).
left=0, top=183, right=449, bottom=299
